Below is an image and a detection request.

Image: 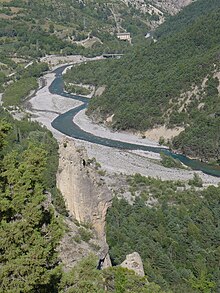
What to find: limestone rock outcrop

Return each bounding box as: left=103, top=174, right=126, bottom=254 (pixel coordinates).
left=57, top=138, right=112, bottom=267
left=120, top=252, right=145, bottom=277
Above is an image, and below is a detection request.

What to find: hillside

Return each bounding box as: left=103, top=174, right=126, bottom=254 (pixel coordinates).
left=64, top=0, right=220, bottom=161
left=0, top=0, right=194, bottom=112
left=0, top=0, right=194, bottom=78
left=106, top=174, right=220, bottom=292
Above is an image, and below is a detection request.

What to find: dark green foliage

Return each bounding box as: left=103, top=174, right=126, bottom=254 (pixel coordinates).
left=64, top=59, right=115, bottom=86
left=188, top=173, right=203, bottom=187
left=20, top=62, right=49, bottom=78
left=155, top=0, right=220, bottom=39
left=0, top=0, right=149, bottom=67
left=160, top=153, right=184, bottom=169
left=76, top=7, right=220, bottom=128
left=0, top=117, right=63, bottom=292
left=0, top=71, right=6, bottom=91
left=2, top=62, right=49, bottom=107
left=64, top=83, right=91, bottom=96
left=172, top=117, right=220, bottom=161
left=59, top=254, right=166, bottom=293
left=51, top=187, right=68, bottom=216
left=3, top=121, right=59, bottom=192
left=106, top=175, right=220, bottom=292
left=78, top=227, right=93, bottom=243
left=0, top=18, right=72, bottom=59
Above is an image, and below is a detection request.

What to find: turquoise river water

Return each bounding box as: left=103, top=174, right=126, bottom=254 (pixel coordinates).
left=51, top=65, right=220, bottom=177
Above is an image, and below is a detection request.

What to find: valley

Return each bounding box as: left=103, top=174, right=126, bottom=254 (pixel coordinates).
left=25, top=58, right=220, bottom=183
left=1, top=0, right=220, bottom=292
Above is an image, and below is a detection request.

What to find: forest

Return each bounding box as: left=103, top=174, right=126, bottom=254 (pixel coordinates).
left=0, top=110, right=169, bottom=292
left=0, top=108, right=62, bottom=291
left=64, top=0, right=220, bottom=161
left=106, top=173, right=220, bottom=293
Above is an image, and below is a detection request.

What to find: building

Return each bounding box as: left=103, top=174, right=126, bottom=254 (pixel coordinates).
left=116, top=32, right=131, bottom=42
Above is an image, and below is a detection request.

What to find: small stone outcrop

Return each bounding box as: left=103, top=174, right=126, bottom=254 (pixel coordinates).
left=57, top=138, right=112, bottom=267
left=120, top=252, right=145, bottom=277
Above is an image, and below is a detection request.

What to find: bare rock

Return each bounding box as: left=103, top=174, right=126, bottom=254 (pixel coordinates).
left=123, top=0, right=194, bottom=15
left=120, top=252, right=145, bottom=277
left=57, top=138, right=112, bottom=237
left=57, top=217, right=94, bottom=271
left=57, top=138, right=112, bottom=268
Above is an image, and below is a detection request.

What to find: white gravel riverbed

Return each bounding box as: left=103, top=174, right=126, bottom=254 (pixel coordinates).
left=26, top=58, right=220, bottom=186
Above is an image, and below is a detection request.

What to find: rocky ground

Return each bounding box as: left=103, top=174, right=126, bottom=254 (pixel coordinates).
left=26, top=71, right=81, bottom=139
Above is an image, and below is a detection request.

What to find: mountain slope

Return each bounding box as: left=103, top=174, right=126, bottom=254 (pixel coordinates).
left=65, top=0, right=220, bottom=161
left=0, top=0, right=194, bottom=76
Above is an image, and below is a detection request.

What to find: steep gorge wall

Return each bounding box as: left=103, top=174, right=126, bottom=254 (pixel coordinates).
left=57, top=138, right=112, bottom=239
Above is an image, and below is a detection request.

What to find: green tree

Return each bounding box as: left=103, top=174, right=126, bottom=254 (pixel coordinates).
left=0, top=124, right=63, bottom=292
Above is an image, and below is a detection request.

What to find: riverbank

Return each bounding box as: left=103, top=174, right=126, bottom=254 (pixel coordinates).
left=26, top=71, right=82, bottom=139
left=74, top=109, right=163, bottom=149
left=26, top=59, right=220, bottom=186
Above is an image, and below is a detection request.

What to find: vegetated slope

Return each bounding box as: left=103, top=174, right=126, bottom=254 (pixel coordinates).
left=0, top=110, right=167, bottom=292
left=0, top=0, right=155, bottom=64
left=0, top=0, right=194, bottom=95
left=0, top=0, right=126, bottom=77
left=123, top=0, right=193, bottom=18
left=106, top=174, right=220, bottom=292
left=0, top=0, right=194, bottom=77
left=0, top=111, right=64, bottom=292
left=71, top=0, right=220, bottom=161
left=154, top=0, right=219, bottom=38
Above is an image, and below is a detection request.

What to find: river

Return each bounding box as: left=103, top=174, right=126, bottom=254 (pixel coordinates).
left=50, top=65, right=220, bottom=177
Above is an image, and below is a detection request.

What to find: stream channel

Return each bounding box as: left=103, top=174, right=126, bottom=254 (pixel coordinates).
left=51, top=65, right=220, bottom=177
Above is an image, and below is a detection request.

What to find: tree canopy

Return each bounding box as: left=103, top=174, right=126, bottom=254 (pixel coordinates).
left=106, top=174, right=220, bottom=293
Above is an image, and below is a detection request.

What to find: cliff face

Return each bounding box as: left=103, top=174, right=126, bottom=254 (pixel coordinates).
left=123, top=0, right=193, bottom=15
left=121, top=0, right=194, bottom=28
left=57, top=139, right=112, bottom=239
left=151, top=0, right=193, bottom=14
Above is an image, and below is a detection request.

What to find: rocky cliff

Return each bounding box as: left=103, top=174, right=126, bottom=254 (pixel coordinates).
left=57, top=138, right=112, bottom=267
left=121, top=0, right=194, bottom=28
left=123, top=0, right=193, bottom=15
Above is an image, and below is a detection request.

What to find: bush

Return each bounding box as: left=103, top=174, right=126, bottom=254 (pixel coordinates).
left=51, top=188, right=68, bottom=216
left=188, top=173, right=203, bottom=187
left=78, top=227, right=93, bottom=242
left=160, top=153, right=184, bottom=169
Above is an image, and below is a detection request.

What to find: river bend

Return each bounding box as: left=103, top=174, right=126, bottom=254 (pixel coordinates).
left=50, top=65, right=220, bottom=177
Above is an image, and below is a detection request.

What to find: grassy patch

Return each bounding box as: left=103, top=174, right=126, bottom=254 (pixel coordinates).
left=160, top=152, right=185, bottom=169
left=3, top=77, right=38, bottom=107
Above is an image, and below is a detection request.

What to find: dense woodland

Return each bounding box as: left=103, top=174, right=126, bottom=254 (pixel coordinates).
left=2, top=62, right=49, bottom=107
left=64, top=0, right=220, bottom=161
left=0, top=0, right=153, bottom=110
left=106, top=174, right=220, bottom=293
left=0, top=109, right=62, bottom=291
left=0, top=111, right=168, bottom=292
